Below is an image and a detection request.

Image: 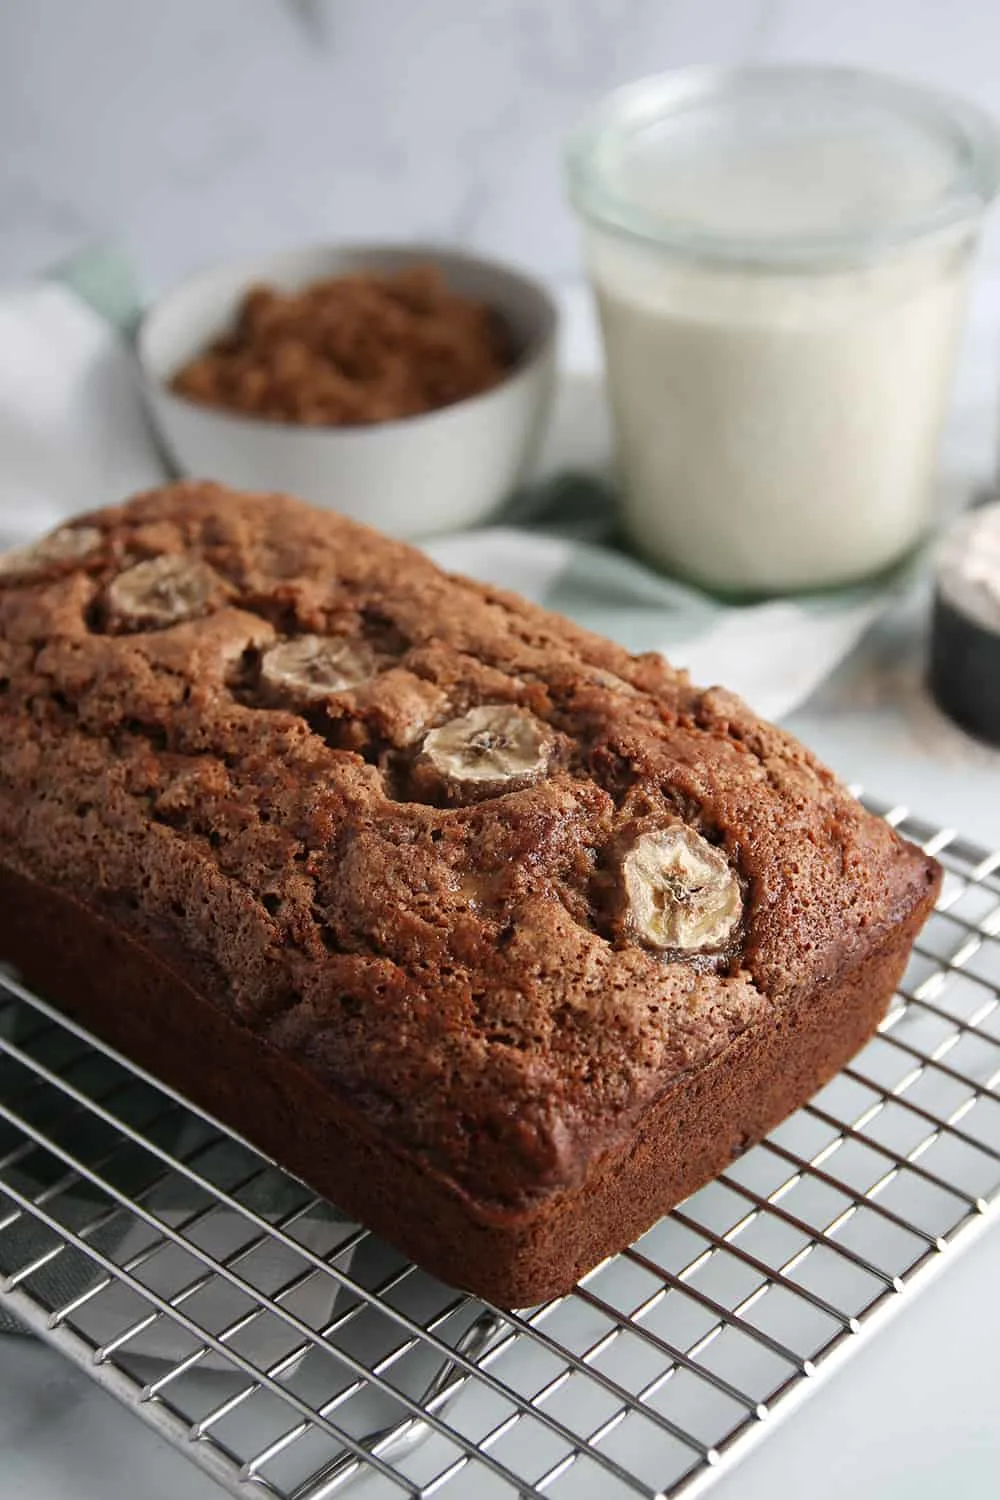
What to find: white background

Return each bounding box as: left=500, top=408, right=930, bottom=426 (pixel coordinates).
left=2, top=0, right=1000, bottom=291
left=1, top=4, right=999, bottom=1499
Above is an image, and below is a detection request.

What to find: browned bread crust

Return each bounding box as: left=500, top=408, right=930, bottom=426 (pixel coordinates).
left=0, top=483, right=941, bottom=1305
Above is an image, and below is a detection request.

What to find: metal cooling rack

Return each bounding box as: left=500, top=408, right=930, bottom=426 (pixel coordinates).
left=2, top=797, right=1000, bottom=1500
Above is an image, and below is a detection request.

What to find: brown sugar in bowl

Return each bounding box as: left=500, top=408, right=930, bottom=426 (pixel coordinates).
left=137, top=245, right=557, bottom=538
left=170, top=263, right=513, bottom=427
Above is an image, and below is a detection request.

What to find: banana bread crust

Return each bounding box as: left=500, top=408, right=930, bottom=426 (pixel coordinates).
left=0, top=483, right=940, bottom=1304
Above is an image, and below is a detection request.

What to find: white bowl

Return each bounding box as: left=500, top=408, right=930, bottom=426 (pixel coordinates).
left=136, top=244, right=558, bottom=538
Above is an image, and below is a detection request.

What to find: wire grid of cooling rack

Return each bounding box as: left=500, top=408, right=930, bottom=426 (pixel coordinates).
left=2, top=799, right=1000, bottom=1500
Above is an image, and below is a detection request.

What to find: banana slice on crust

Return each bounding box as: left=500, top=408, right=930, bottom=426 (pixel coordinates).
left=421, top=704, right=554, bottom=793
left=623, top=824, right=741, bottom=953
left=260, top=634, right=376, bottom=701
left=106, top=555, right=224, bottom=629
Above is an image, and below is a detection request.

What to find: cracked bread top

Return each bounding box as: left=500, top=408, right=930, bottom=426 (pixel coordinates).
left=0, top=483, right=938, bottom=1210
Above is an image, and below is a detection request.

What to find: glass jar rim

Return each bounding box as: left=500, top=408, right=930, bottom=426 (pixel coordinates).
left=566, top=64, right=1000, bottom=271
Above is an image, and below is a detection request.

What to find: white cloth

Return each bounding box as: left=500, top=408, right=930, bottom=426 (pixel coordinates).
left=0, top=281, right=164, bottom=545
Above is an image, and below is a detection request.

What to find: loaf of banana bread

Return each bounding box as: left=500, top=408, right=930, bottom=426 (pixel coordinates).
left=0, top=484, right=940, bottom=1306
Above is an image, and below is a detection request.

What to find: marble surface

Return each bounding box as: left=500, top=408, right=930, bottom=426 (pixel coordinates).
left=2, top=2, right=1000, bottom=1496
left=3, top=0, right=1000, bottom=291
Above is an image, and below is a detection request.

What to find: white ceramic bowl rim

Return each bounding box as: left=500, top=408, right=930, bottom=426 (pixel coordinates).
left=136, top=242, right=559, bottom=439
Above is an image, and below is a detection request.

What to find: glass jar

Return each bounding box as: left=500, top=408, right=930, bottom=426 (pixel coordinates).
left=567, top=66, right=1000, bottom=596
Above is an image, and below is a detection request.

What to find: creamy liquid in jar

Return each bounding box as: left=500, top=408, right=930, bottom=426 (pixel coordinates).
left=568, top=68, right=1000, bottom=595
left=590, top=234, right=969, bottom=593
